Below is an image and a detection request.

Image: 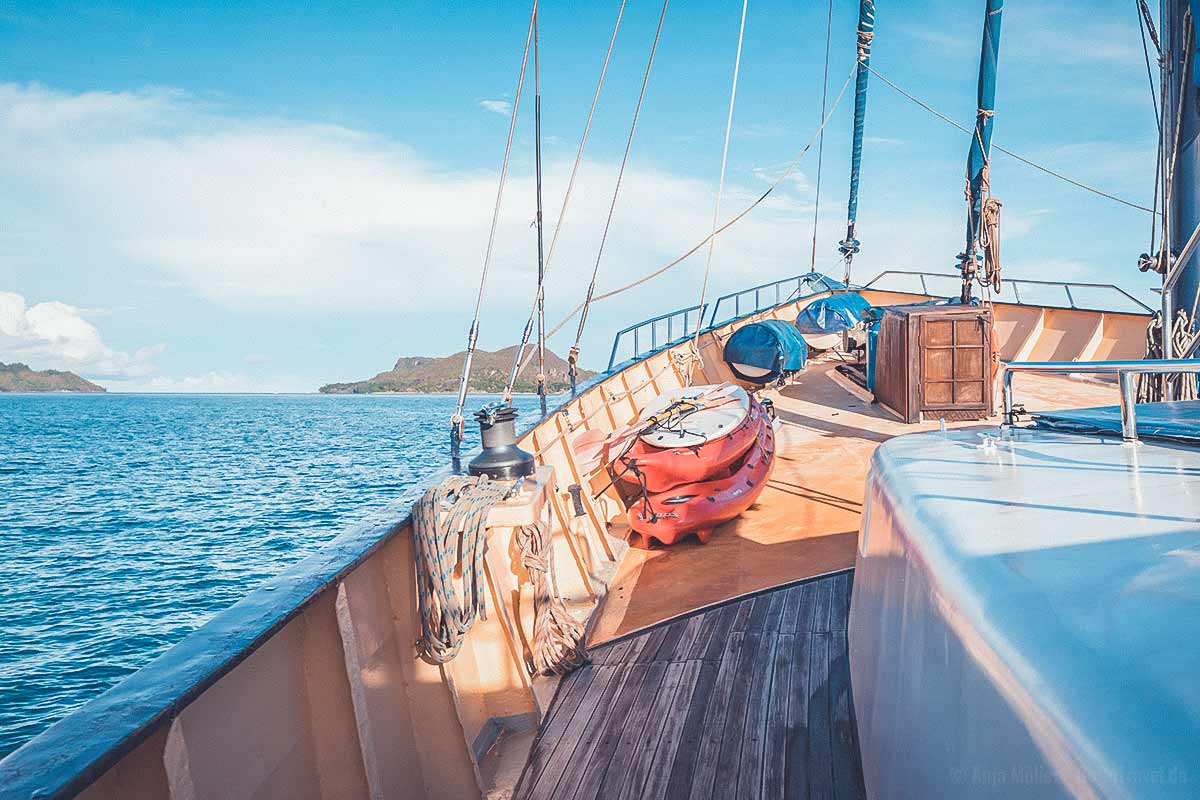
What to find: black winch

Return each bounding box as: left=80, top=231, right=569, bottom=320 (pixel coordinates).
left=467, top=403, right=536, bottom=480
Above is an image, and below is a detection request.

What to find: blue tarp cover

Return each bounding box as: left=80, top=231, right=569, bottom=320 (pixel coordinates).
left=1032, top=400, right=1200, bottom=442
left=795, top=292, right=872, bottom=335
left=722, top=319, right=808, bottom=384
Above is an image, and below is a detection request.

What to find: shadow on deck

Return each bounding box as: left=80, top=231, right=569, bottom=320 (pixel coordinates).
left=515, top=571, right=865, bottom=799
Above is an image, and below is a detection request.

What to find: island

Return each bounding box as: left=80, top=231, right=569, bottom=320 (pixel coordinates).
left=319, top=346, right=592, bottom=394
left=0, top=362, right=106, bottom=392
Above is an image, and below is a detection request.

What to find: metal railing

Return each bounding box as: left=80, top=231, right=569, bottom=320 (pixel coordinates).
left=608, top=270, right=1155, bottom=375
left=606, top=303, right=708, bottom=371
left=863, top=270, right=1154, bottom=314
left=707, top=273, right=845, bottom=328
left=1002, top=359, right=1200, bottom=442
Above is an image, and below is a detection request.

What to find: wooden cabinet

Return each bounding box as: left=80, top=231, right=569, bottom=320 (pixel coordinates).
left=873, top=303, right=994, bottom=423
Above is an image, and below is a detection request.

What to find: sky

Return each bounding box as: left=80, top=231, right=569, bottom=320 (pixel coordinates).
left=0, top=0, right=1164, bottom=392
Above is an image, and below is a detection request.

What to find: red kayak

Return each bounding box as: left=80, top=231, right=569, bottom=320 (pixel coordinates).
left=617, top=399, right=762, bottom=493
left=627, top=409, right=776, bottom=548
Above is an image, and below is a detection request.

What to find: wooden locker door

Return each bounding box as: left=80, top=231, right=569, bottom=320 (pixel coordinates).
left=919, top=312, right=987, bottom=410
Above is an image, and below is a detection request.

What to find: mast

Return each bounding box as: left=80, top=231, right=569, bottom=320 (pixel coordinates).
left=1162, top=0, right=1200, bottom=358
left=838, top=0, right=875, bottom=282
left=533, top=12, right=548, bottom=414
left=958, top=0, right=1004, bottom=304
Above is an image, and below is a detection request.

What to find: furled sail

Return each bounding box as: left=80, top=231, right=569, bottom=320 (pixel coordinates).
left=958, top=0, right=1004, bottom=303
left=837, top=0, right=876, bottom=281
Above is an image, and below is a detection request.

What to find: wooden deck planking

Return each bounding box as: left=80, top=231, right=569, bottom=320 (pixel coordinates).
left=589, top=661, right=669, bottom=799
left=516, top=572, right=865, bottom=800
left=661, top=659, right=723, bottom=799
left=687, top=632, right=745, bottom=800
left=569, top=662, right=653, bottom=800
left=762, top=632, right=795, bottom=800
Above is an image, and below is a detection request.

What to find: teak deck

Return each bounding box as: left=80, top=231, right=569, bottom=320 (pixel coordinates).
left=515, top=572, right=864, bottom=800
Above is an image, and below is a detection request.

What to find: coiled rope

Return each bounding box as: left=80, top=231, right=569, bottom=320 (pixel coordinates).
left=412, top=474, right=588, bottom=674
left=514, top=521, right=589, bottom=675
left=980, top=193, right=1003, bottom=293
left=1137, top=310, right=1200, bottom=403
left=413, top=476, right=510, bottom=664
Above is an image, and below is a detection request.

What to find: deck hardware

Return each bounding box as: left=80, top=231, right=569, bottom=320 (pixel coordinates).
left=468, top=403, right=536, bottom=479
left=567, top=484, right=587, bottom=517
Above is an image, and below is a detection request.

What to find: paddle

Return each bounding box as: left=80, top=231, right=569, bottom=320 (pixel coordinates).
left=572, top=384, right=742, bottom=473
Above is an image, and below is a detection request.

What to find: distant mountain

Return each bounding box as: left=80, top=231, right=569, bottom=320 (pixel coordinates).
left=319, top=346, right=593, bottom=394
left=0, top=362, right=106, bottom=393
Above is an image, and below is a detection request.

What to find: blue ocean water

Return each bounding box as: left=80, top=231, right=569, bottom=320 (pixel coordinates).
left=0, top=392, right=544, bottom=758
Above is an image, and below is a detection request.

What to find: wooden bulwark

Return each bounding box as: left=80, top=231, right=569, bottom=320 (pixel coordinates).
left=514, top=572, right=864, bottom=800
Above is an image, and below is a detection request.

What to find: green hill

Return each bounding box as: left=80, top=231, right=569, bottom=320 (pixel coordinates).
left=0, top=362, right=106, bottom=393
left=319, top=346, right=593, bottom=394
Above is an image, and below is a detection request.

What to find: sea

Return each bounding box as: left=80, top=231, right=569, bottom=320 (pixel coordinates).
left=0, top=391, right=546, bottom=758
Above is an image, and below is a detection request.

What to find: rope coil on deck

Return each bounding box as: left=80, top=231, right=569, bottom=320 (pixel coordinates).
left=413, top=476, right=509, bottom=664
left=413, top=475, right=588, bottom=674
left=515, top=521, right=589, bottom=675
left=1137, top=311, right=1200, bottom=403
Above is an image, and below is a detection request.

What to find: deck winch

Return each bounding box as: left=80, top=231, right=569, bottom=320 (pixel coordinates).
left=467, top=403, right=535, bottom=480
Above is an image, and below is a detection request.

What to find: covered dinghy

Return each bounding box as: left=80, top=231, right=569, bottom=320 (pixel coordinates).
left=795, top=291, right=873, bottom=349
left=722, top=319, right=807, bottom=384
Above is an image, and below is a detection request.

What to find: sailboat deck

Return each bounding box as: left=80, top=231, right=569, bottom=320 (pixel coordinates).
left=589, top=359, right=1120, bottom=642
left=515, top=571, right=863, bottom=800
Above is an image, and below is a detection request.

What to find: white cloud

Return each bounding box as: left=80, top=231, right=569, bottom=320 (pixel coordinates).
left=0, top=79, right=1152, bottom=372
left=0, top=291, right=161, bottom=377
left=0, top=82, right=830, bottom=331
left=105, top=369, right=308, bottom=393
left=736, top=122, right=794, bottom=140
left=478, top=99, right=512, bottom=116
left=864, top=136, right=906, bottom=148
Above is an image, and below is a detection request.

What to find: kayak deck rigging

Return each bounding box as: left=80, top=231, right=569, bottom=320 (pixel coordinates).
left=515, top=571, right=863, bottom=800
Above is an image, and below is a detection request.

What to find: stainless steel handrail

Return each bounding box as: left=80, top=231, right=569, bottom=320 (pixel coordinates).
left=707, top=272, right=843, bottom=327
left=1003, top=359, right=1200, bottom=442
left=606, top=302, right=708, bottom=371
left=863, top=270, right=1155, bottom=314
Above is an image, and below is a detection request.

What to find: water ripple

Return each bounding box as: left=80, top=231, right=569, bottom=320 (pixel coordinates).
left=0, top=392, right=543, bottom=757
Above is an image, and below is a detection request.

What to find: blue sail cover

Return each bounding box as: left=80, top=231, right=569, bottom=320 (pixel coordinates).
left=839, top=0, right=875, bottom=266
left=961, top=0, right=1003, bottom=288
left=1033, top=400, right=1200, bottom=443
left=795, top=292, right=872, bottom=335
left=723, top=320, right=808, bottom=384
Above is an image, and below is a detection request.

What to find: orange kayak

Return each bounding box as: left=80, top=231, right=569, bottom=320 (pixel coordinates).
left=627, top=407, right=775, bottom=548
left=616, top=398, right=763, bottom=493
